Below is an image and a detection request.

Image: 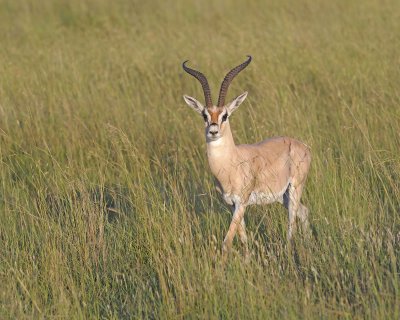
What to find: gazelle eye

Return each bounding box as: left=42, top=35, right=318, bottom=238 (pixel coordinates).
left=202, top=113, right=208, bottom=122
left=222, top=113, right=228, bottom=122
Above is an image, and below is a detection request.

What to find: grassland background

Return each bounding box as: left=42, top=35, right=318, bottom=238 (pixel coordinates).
left=0, top=0, right=399, bottom=318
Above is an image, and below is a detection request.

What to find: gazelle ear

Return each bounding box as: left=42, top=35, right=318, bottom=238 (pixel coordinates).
left=226, top=92, right=248, bottom=114
left=183, top=95, right=205, bottom=114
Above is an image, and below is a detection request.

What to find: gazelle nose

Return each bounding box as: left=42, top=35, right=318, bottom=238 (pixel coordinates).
left=209, top=123, right=219, bottom=135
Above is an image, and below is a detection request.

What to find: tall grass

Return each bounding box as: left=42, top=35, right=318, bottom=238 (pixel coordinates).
left=1, top=0, right=399, bottom=318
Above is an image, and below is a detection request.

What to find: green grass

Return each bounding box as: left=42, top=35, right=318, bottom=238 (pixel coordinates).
left=1, top=0, right=399, bottom=318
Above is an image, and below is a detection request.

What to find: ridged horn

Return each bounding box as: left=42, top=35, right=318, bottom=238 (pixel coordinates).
left=217, top=55, right=252, bottom=107
left=182, top=60, right=213, bottom=107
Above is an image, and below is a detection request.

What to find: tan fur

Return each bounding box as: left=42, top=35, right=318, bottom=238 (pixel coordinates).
left=208, top=109, right=222, bottom=123
left=182, top=58, right=311, bottom=262
left=206, top=119, right=311, bottom=262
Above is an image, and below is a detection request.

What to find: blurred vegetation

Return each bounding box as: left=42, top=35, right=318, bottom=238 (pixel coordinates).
left=0, top=0, right=399, bottom=318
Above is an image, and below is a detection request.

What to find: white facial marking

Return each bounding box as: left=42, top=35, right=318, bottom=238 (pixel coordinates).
left=203, top=110, right=211, bottom=124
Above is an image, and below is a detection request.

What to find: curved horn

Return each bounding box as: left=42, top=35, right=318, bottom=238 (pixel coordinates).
left=182, top=61, right=213, bottom=107
left=217, top=55, right=252, bottom=107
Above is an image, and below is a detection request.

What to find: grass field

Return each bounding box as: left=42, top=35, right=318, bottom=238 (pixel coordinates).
left=1, top=0, right=400, bottom=318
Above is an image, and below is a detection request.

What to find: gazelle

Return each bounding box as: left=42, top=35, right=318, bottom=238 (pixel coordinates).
left=182, top=56, right=311, bottom=261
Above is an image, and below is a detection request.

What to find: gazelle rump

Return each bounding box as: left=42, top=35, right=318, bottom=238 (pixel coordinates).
left=182, top=56, right=311, bottom=261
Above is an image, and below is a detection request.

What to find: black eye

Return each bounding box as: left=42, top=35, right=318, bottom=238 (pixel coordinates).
left=202, top=113, right=208, bottom=122
left=222, top=113, right=228, bottom=122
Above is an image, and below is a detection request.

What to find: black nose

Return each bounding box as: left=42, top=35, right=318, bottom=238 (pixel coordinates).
left=209, top=123, right=218, bottom=135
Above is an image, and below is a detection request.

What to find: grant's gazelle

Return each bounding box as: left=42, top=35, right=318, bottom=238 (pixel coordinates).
left=182, top=56, right=311, bottom=261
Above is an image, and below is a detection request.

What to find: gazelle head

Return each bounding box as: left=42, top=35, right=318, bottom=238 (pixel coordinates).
left=182, top=56, right=251, bottom=142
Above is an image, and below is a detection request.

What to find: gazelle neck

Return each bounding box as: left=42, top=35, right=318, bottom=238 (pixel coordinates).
left=206, top=122, right=237, bottom=176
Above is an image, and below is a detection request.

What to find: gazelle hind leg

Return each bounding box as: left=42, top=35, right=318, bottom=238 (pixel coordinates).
left=284, top=182, right=305, bottom=241
left=286, top=143, right=311, bottom=240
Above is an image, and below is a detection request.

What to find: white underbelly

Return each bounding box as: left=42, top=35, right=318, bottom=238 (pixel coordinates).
left=221, top=182, right=291, bottom=206
left=246, top=182, right=290, bottom=206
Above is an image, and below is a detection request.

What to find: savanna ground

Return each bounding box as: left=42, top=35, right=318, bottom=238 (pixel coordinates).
left=1, top=0, right=399, bottom=318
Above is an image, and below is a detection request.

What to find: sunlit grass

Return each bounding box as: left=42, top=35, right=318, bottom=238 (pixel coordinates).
left=1, top=0, right=399, bottom=318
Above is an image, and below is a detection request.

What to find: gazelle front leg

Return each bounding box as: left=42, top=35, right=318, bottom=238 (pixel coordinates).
left=222, top=203, right=246, bottom=262
left=237, top=218, right=250, bottom=263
